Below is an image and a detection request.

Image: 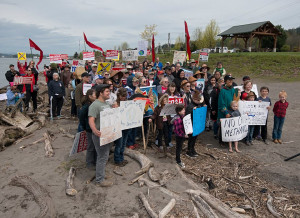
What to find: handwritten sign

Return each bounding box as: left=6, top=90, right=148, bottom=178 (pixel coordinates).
left=83, top=83, right=92, bottom=95
left=100, top=108, right=122, bottom=146
left=0, top=93, right=7, bottom=101
left=159, top=104, right=178, bottom=116
left=199, top=52, right=209, bottom=62
left=238, top=101, right=270, bottom=125
left=13, top=76, right=33, bottom=85
left=122, top=50, right=139, bottom=61
left=234, top=84, right=258, bottom=97
left=173, top=51, right=186, bottom=65
left=196, top=79, right=205, bottom=93
left=168, top=97, right=184, bottom=104
left=138, top=40, right=148, bottom=56
left=120, top=100, right=146, bottom=130
left=17, top=52, right=26, bottom=61
left=69, top=131, right=88, bottom=156
left=83, top=52, right=95, bottom=60
left=192, top=106, right=207, bottom=136
left=183, top=114, right=193, bottom=135
left=106, top=50, right=119, bottom=59
left=50, top=54, right=62, bottom=64
left=221, top=115, right=249, bottom=142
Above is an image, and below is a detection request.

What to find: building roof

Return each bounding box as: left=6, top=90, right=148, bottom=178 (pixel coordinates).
left=218, top=21, right=270, bottom=36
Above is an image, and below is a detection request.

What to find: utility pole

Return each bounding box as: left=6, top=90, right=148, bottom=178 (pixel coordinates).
left=79, top=39, right=81, bottom=52
left=168, top=33, right=170, bottom=52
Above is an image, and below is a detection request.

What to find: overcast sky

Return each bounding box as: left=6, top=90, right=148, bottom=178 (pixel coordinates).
left=0, top=0, right=299, bottom=55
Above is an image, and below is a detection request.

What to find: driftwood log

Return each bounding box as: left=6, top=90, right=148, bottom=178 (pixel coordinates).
left=158, top=198, right=176, bottom=218
left=267, top=194, right=282, bottom=218
left=9, top=175, right=55, bottom=218
left=65, top=167, right=77, bottom=196
left=44, top=132, right=54, bottom=157
left=20, top=137, right=45, bottom=149
left=124, top=148, right=154, bottom=175
left=138, top=192, right=158, bottom=218
left=0, top=126, right=25, bottom=149
left=0, top=110, right=33, bottom=130
left=148, top=167, right=161, bottom=182
left=192, top=194, right=219, bottom=218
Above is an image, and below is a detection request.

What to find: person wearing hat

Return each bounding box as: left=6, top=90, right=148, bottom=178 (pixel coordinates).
left=153, top=70, right=164, bottom=87
left=185, top=90, right=205, bottom=158
left=88, top=84, right=113, bottom=187
left=165, top=66, right=175, bottom=83
left=213, top=62, right=226, bottom=77
left=242, top=76, right=251, bottom=85
left=5, top=64, right=20, bottom=83
left=110, top=71, right=123, bottom=92
left=153, top=57, right=163, bottom=70
left=180, top=79, right=192, bottom=106
left=89, top=63, right=98, bottom=83
left=148, top=71, right=155, bottom=86
left=200, top=64, right=211, bottom=80
left=188, top=76, right=197, bottom=92
left=94, top=75, right=104, bottom=85
left=193, top=70, right=204, bottom=80
left=48, top=72, right=65, bottom=120
left=188, top=59, right=197, bottom=73
left=174, top=69, right=186, bottom=92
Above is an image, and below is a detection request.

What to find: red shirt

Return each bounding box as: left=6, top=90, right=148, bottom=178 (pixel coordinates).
left=273, top=100, right=288, bottom=118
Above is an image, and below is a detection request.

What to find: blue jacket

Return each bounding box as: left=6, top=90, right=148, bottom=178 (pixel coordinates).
left=153, top=62, right=163, bottom=70
left=6, top=87, right=24, bottom=106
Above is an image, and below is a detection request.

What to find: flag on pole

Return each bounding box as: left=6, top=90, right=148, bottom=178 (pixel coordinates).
left=29, top=39, right=43, bottom=70
left=184, top=21, right=191, bottom=61
left=83, top=32, right=105, bottom=56
left=152, top=34, right=155, bottom=62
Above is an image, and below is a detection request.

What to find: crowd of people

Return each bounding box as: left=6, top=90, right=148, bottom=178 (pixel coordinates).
left=4, top=57, right=289, bottom=187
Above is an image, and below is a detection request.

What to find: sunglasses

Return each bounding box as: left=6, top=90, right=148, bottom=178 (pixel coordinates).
left=186, top=85, right=190, bottom=87
left=28, top=70, right=32, bottom=71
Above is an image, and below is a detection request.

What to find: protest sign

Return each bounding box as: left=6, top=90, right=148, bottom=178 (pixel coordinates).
left=61, top=54, right=68, bottom=60
left=83, top=52, right=95, bottom=60
left=17, top=52, right=26, bottom=61
left=97, top=62, right=112, bottom=73
left=138, top=41, right=148, bottom=56
left=83, top=83, right=92, bottom=95
left=196, top=79, right=205, bottom=93
left=139, top=86, right=158, bottom=117
left=183, top=114, right=193, bottom=135
left=168, top=97, right=184, bottom=104
left=72, top=60, right=79, bottom=66
left=106, top=50, right=119, bottom=59
left=234, top=84, right=258, bottom=97
left=192, top=106, right=207, bottom=136
left=122, top=50, right=139, bottom=61
left=69, top=131, right=88, bottom=156
left=182, top=68, right=193, bottom=79
left=49, top=54, right=62, bottom=64
left=120, top=100, right=146, bottom=130
left=100, top=108, right=122, bottom=146
left=0, top=93, right=7, bottom=101
left=159, top=104, right=178, bottom=116
left=112, top=53, right=120, bottom=61
left=71, top=66, right=77, bottom=73
left=13, top=76, right=33, bottom=85
left=199, top=52, right=209, bottom=62
left=173, top=51, right=186, bottom=65
left=221, top=115, right=249, bottom=142
left=238, top=101, right=270, bottom=125
left=112, top=67, right=125, bottom=71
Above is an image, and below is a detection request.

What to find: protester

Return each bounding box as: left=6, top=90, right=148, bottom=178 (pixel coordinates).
left=165, top=66, right=175, bottom=83
left=213, top=62, right=226, bottom=76
left=17, top=60, right=27, bottom=76
left=103, top=71, right=110, bottom=79
left=110, top=71, right=123, bottom=92
left=153, top=70, right=164, bottom=87
left=126, top=65, right=134, bottom=89
left=61, top=65, right=72, bottom=88
left=193, top=70, right=204, bottom=80
left=166, top=82, right=181, bottom=97
left=174, top=69, right=186, bottom=92
left=213, top=71, right=222, bottom=83
left=28, top=61, right=39, bottom=82
left=147, top=71, right=155, bottom=86
left=103, top=79, right=117, bottom=106
left=228, top=101, right=241, bottom=152
left=188, top=76, right=197, bottom=92
left=43, top=65, right=50, bottom=83
left=48, top=73, right=65, bottom=120
left=88, top=84, right=113, bottom=187
left=5, top=64, right=20, bottom=83
left=203, top=76, right=217, bottom=131
left=6, top=84, right=24, bottom=106
left=85, top=60, right=92, bottom=72
left=157, top=77, right=169, bottom=95
left=23, top=67, right=38, bottom=112
left=272, top=90, right=289, bottom=144
left=47, top=63, right=58, bottom=85
left=153, top=57, right=163, bottom=70
left=180, top=80, right=192, bottom=107
left=199, top=64, right=211, bottom=80
left=93, top=75, right=104, bottom=85
left=70, top=73, right=77, bottom=118
left=89, top=64, right=98, bottom=83
left=175, top=62, right=181, bottom=74
left=241, top=80, right=256, bottom=100
left=245, top=92, right=256, bottom=145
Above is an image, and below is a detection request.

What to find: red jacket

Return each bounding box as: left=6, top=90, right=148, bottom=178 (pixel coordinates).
left=22, top=74, right=36, bottom=93
left=17, top=61, right=27, bottom=76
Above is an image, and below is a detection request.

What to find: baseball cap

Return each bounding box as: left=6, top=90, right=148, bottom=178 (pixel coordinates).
left=157, top=70, right=164, bottom=75
left=224, top=75, right=235, bottom=81
left=92, top=64, right=97, bottom=67
left=9, top=64, right=14, bottom=67
left=97, top=75, right=104, bottom=79
left=81, top=72, right=90, bottom=77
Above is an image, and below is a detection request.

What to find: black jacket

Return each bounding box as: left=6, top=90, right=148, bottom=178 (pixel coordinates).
left=46, top=69, right=58, bottom=84
left=79, top=103, right=92, bottom=132
left=5, top=70, right=20, bottom=82
left=186, top=100, right=205, bottom=124
left=48, top=80, right=65, bottom=97
left=210, top=86, right=220, bottom=120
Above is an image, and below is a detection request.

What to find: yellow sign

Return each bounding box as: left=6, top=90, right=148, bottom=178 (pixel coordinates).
left=97, top=62, right=112, bottom=73
left=112, top=53, right=120, bottom=61
left=18, top=52, right=26, bottom=60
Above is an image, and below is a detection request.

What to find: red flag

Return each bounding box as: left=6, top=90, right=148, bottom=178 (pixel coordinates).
left=29, top=39, right=43, bottom=70
left=83, top=32, right=105, bottom=56
left=152, top=34, right=155, bottom=62
left=184, top=21, right=191, bottom=61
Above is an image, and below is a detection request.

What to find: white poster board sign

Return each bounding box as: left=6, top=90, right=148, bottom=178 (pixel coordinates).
left=83, top=84, right=92, bottom=95
left=137, top=41, right=148, bottom=56
left=221, top=115, right=249, bottom=142
left=100, top=108, right=122, bottom=146
left=159, top=104, right=178, bottom=116
left=120, top=100, right=146, bottom=130
left=122, top=50, right=139, bottom=61
left=238, top=101, right=270, bottom=125
left=0, top=93, right=7, bottom=101
left=234, top=84, right=259, bottom=97
left=183, top=114, right=193, bottom=135
left=173, top=51, right=186, bottom=65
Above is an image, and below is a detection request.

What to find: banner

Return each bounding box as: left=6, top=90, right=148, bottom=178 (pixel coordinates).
left=112, top=67, right=125, bottom=71
left=122, top=50, right=139, bottom=61
left=238, top=101, right=270, bottom=125
left=49, top=54, right=62, bottom=64
left=13, top=76, right=33, bottom=85
left=83, top=83, right=92, bottom=95
left=183, top=114, right=193, bottom=135
left=97, top=62, right=112, bottom=73
left=138, top=40, right=148, bottom=56
left=69, top=131, right=88, bottom=156
left=159, top=104, right=177, bottom=116
left=192, top=106, right=207, bottom=136
left=72, top=60, right=79, bottom=66
left=100, top=108, right=122, bottom=146
left=17, top=52, right=26, bottom=61
left=234, top=84, right=259, bottom=97
left=199, top=52, right=209, bottom=62
left=196, top=79, right=205, bottom=93
left=106, top=50, right=119, bottom=59
left=221, top=115, right=249, bottom=142
left=83, top=52, right=95, bottom=60
left=173, top=51, right=186, bottom=65
left=168, top=97, right=184, bottom=104
left=139, top=86, right=158, bottom=117
left=120, top=100, right=146, bottom=130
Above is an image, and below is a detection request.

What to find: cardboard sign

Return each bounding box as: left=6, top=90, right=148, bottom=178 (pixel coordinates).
left=69, top=131, right=88, bottom=156
left=192, top=106, right=207, bottom=136
left=100, top=108, right=122, bottom=146
left=182, top=68, right=193, bottom=79
left=106, top=50, right=119, bottom=59
left=168, top=97, right=184, bottom=104
left=159, top=103, right=177, bottom=116
left=173, top=51, right=186, bottom=65
left=83, top=83, right=92, bottom=95
left=61, top=54, right=68, bottom=60
left=139, top=86, right=158, bottom=117
left=17, top=52, right=26, bottom=61
left=83, top=52, right=95, bottom=60
left=120, top=100, right=146, bottom=130
left=50, top=54, right=62, bottom=64
left=122, top=50, right=138, bottom=61
left=13, top=76, right=33, bottom=85
left=221, top=115, right=249, bottom=142
left=138, top=40, right=148, bottom=56
left=238, top=101, right=270, bottom=125
left=234, top=84, right=259, bottom=97
left=183, top=114, right=193, bottom=135
left=72, top=60, right=79, bottom=66
left=196, top=79, right=205, bottom=93
left=97, top=62, right=112, bottom=73
left=199, top=52, right=209, bottom=62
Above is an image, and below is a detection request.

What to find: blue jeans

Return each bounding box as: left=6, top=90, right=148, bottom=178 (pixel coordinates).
left=127, top=128, right=136, bottom=146
left=86, top=131, right=97, bottom=167
left=168, top=124, right=173, bottom=144
left=247, top=125, right=255, bottom=142
left=213, top=121, right=219, bottom=136
left=77, top=107, right=84, bottom=132
left=272, top=116, right=285, bottom=140
left=114, top=129, right=130, bottom=163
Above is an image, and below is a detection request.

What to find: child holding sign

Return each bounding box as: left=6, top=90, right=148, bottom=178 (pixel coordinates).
left=245, top=92, right=256, bottom=145
left=228, top=101, right=241, bottom=152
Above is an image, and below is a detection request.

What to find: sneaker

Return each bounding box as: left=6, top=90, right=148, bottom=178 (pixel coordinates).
left=192, top=151, right=199, bottom=157
left=245, top=141, right=250, bottom=146
left=128, top=145, right=135, bottom=150
left=177, top=162, right=185, bottom=168
left=155, top=140, right=158, bottom=145
left=277, top=139, right=282, bottom=144
left=205, top=127, right=210, bottom=132
left=250, top=141, right=254, bottom=145
left=119, top=160, right=129, bottom=167
left=273, top=139, right=278, bottom=144
left=105, top=174, right=113, bottom=180
left=214, top=135, right=218, bottom=140
left=133, top=144, right=139, bottom=148
left=185, top=152, right=196, bottom=158
left=95, top=180, right=113, bottom=187
left=263, top=140, right=269, bottom=145
left=255, top=135, right=262, bottom=140
left=168, top=142, right=174, bottom=147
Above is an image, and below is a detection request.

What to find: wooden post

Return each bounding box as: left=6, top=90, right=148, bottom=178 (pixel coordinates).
left=273, top=35, right=277, bottom=52
left=142, top=123, right=146, bottom=154
left=244, top=38, right=248, bottom=50
left=234, top=36, right=237, bottom=48
left=221, top=37, right=224, bottom=53
left=249, top=34, right=253, bottom=52
left=258, top=36, right=262, bottom=52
